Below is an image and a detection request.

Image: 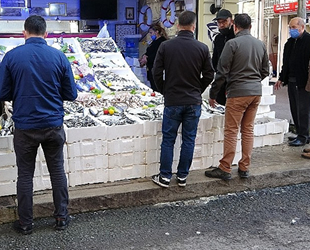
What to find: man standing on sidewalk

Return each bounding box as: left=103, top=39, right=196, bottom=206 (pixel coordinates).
left=152, top=10, right=214, bottom=187
left=212, top=9, right=235, bottom=105
left=205, top=13, right=269, bottom=180
left=0, top=15, right=77, bottom=234
left=274, top=17, right=310, bottom=147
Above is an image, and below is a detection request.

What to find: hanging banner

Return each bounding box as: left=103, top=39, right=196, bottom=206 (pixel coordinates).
left=274, top=1, right=310, bottom=14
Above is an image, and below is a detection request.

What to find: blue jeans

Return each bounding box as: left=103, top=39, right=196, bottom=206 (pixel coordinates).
left=160, top=105, right=201, bottom=179
left=13, top=126, right=68, bottom=225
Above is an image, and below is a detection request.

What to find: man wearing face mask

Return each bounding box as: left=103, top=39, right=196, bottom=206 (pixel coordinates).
left=274, top=17, right=310, bottom=147
left=211, top=9, right=235, bottom=105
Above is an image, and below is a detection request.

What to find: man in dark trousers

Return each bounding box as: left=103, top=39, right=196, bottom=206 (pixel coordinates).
left=212, top=9, right=235, bottom=105
left=274, top=17, right=310, bottom=147
left=0, top=15, right=77, bottom=234
left=152, top=11, right=214, bottom=187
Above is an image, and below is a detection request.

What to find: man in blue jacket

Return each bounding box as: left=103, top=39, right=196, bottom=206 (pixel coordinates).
left=152, top=11, right=214, bottom=187
left=0, top=15, right=77, bottom=234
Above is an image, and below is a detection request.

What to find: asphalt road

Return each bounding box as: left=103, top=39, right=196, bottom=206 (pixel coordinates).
left=1, top=182, right=310, bottom=250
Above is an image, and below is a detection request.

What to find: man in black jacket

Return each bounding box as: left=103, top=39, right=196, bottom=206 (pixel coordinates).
left=274, top=17, right=310, bottom=147
left=152, top=11, right=214, bottom=188
left=212, top=9, right=235, bottom=105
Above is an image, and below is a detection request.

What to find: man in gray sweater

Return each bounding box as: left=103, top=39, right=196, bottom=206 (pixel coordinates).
left=205, top=13, right=269, bottom=180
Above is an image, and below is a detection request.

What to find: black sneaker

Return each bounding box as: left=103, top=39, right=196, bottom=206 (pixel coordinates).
left=13, top=220, right=33, bottom=235
left=152, top=174, right=170, bottom=188
left=176, top=176, right=187, bottom=187
left=55, top=216, right=70, bottom=230
left=205, top=167, right=232, bottom=180
left=238, top=169, right=249, bottom=178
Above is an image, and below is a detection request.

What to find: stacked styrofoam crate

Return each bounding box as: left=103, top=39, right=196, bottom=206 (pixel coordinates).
left=0, top=136, right=16, bottom=196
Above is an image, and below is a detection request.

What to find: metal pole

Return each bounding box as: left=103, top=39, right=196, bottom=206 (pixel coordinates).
left=297, top=0, right=306, bottom=19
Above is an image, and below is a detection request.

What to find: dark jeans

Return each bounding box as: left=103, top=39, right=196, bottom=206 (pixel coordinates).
left=287, top=80, right=310, bottom=141
left=159, top=105, right=201, bottom=179
left=13, top=126, right=68, bottom=225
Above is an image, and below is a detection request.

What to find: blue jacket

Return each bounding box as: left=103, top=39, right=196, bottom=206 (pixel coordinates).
left=0, top=37, right=77, bottom=129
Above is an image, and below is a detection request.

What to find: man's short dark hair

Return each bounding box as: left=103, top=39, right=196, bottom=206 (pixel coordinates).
left=24, top=15, right=46, bottom=35
left=178, top=11, right=196, bottom=26
left=234, top=13, right=251, bottom=29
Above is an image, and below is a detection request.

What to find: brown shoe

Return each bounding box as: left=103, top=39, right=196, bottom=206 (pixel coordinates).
left=301, top=152, right=310, bottom=159
left=303, top=148, right=310, bottom=153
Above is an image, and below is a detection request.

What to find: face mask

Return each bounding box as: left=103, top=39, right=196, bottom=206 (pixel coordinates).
left=151, top=35, right=157, bottom=41
left=219, top=27, right=231, bottom=36
left=289, top=29, right=300, bottom=39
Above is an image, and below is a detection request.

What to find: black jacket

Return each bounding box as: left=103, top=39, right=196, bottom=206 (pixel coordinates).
left=279, top=31, right=310, bottom=87
left=212, top=26, right=235, bottom=70
left=145, top=36, right=166, bottom=70
left=152, top=30, right=214, bottom=106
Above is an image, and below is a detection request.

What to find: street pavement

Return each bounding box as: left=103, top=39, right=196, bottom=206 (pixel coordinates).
left=1, top=82, right=310, bottom=226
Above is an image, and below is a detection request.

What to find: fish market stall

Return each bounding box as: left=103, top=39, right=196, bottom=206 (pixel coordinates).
left=0, top=37, right=288, bottom=197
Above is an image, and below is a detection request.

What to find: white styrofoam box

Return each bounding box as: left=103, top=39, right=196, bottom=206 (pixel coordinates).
left=133, top=137, right=147, bottom=152
left=202, top=156, right=213, bottom=168
left=107, top=123, right=143, bottom=141
left=263, top=133, right=285, bottom=146
left=261, top=76, right=269, bottom=86
left=203, top=131, right=214, bottom=144
left=213, top=141, right=223, bottom=155
left=253, top=136, right=264, bottom=148
left=119, top=165, right=146, bottom=180
left=34, top=161, right=48, bottom=177
left=195, top=132, right=203, bottom=145
left=146, top=149, right=160, bottom=165
left=255, top=111, right=275, bottom=119
left=145, top=163, right=159, bottom=177
left=190, top=158, right=203, bottom=170
left=262, top=85, right=274, bottom=95
left=193, top=145, right=202, bottom=158
left=0, top=181, right=16, bottom=196
left=0, top=151, right=16, bottom=167
left=108, top=166, right=125, bottom=182
left=257, top=105, right=271, bottom=114
left=232, top=151, right=242, bottom=165
left=69, top=155, right=108, bottom=172
left=65, top=126, right=107, bottom=143
left=33, top=175, right=52, bottom=191
left=260, top=95, right=276, bottom=105
left=254, top=123, right=266, bottom=136
left=213, top=127, right=225, bottom=142
left=212, top=154, right=222, bottom=167
left=202, top=143, right=214, bottom=157
left=212, top=114, right=225, bottom=129
left=119, top=152, right=134, bottom=167
left=143, top=120, right=160, bottom=136
left=69, top=168, right=108, bottom=187
left=107, top=138, right=134, bottom=155
left=133, top=151, right=146, bottom=165
left=0, top=166, right=16, bottom=182
left=0, top=135, right=13, bottom=150
left=146, top=136, right=160, bottom=151
left=67, top=142, right=81, bottom=159
left=198, top=115, right=213, bottom=131
left=108, top=154, right=122, bottom=169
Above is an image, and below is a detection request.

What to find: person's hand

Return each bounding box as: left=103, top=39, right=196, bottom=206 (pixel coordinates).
left=209, top=98, right=217, bottom=108
left=139, top=55, right=148, bottom=67
left=274, top=80, right=283, bottom=91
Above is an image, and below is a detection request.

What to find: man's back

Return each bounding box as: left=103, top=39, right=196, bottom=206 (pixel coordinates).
left=153, top=30, right=214, bottom=106
left=0, top=37, right=77, bottom=129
